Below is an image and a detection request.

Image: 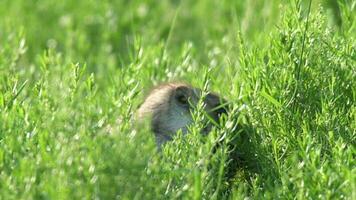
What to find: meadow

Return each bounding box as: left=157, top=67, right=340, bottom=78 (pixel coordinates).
left=0, top=0, right=355, bottom=199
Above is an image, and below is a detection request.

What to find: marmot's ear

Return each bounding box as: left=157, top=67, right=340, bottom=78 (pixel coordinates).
left=207, top=93, right=229, bottom=116
left=174, top=85, right=190, bottom=105
left=216, top=102, right=228, bottom=116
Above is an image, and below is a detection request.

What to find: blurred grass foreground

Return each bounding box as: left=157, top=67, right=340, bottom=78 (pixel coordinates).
left=0, top=0, right=355, bottom=199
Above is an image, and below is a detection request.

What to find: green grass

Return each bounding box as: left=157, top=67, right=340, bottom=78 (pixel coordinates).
left=0, top=0, right=355, bottom=199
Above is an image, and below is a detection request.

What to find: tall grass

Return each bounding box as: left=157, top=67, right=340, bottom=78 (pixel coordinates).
left=0, top=0, right=355, bottom=199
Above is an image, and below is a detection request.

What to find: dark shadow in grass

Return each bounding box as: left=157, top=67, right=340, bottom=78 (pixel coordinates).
left=216, top=122, right=281, bottom=196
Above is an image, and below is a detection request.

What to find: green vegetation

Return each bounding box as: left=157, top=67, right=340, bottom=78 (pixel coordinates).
left=0, top=0, right=355, bottom=199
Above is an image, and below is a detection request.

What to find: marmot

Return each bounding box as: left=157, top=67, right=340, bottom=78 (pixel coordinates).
left=137, top=82, right=227, bottom=147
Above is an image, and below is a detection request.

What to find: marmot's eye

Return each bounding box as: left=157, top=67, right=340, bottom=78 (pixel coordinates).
left=176, top=95, right=188, bottom=105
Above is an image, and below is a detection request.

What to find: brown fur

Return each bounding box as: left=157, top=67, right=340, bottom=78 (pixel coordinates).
left=137, top=82, right=227, bottom=147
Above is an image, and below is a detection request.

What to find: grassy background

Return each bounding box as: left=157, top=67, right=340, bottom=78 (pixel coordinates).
left=0, top=0, right=355, bottom=199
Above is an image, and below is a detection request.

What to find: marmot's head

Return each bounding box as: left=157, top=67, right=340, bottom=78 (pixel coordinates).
left=137, top=83, right=227, bottom=147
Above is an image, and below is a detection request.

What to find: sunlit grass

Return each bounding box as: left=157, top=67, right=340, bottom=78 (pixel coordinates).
left=0, top=0, right=354, bottom=199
